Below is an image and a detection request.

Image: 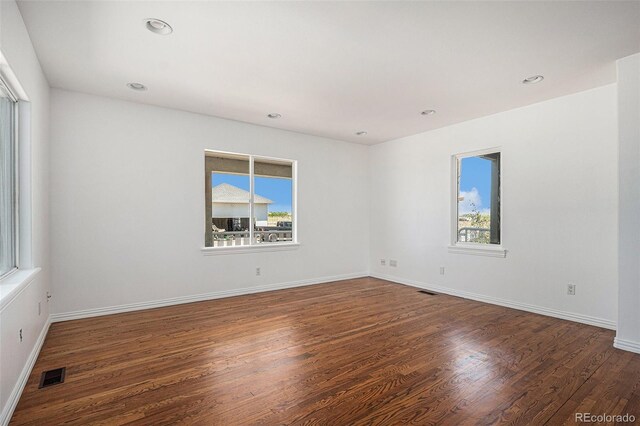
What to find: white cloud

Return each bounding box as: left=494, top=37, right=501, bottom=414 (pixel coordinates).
left=458, top=187, right=489, bottom=215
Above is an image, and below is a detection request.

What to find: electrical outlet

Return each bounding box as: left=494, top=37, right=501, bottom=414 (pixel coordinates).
left=19, top=329, right=23, bottom=342
left=380, top=259, right=386, bottom=266
left=439, top=267, right=445, bottom=275
left=567, top=284, right=576, bottom=296
left=38, top=301, right=41, bottom=316
left=47, top=292, right=51, bottom=302
left=389, top=260, right=398, bottom=267
left=256, top=267, right=261, bottom=276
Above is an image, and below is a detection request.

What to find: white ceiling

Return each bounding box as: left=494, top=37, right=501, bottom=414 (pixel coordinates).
left=16, top=1, right=640, bottom=145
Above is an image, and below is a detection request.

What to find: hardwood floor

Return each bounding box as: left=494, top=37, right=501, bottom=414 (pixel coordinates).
left=11, top=277, right=640, bottom=425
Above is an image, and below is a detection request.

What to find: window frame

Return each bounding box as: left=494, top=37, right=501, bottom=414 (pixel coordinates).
left=449, top=147, right=506, bottom=258
left=0, top=76, right=19, bottom=278
left=202, top=149, right=298, bottom=255
left=0, top=53, right=41, bottom=311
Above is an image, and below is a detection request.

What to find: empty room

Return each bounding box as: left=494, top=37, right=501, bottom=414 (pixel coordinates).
left=1, top=0, right=640, bottom=424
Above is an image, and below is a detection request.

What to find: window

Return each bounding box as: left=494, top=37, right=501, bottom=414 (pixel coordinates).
left=454, top=149, right=501, bottom=246
left=204, top=150, right=296, bottom=249
left=0, top=78, right=17, bottom=276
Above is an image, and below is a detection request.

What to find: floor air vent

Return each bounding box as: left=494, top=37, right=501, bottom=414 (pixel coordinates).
left=39, top=367, right=66, bottom=388
left=418, top=290, right=437, bottom=296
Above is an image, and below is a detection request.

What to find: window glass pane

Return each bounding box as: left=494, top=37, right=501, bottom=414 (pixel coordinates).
left=205, top=153, right=250, bottom=247
left=253, top=159, right=293, bottom=244
left=457, top=152, right=500, bottom=244
left=0, top=86, right=16, bottom=275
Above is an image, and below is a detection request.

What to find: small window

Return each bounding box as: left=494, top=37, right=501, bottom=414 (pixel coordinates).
left=455, top=149, right=501, bottom=245
left=204, top=151, right=296, bottom=248
left=0, top=79, right=17, bottom=277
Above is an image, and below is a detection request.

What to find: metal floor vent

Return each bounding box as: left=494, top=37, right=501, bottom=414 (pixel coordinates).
left=418, top=290, right=437, bottom=296
left=39, top=367, right=66, bottom=389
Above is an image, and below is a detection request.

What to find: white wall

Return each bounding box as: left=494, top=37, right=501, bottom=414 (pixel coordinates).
left=49, top=84, right=623, bottom=328
left=616, top=53, right=640, bottom=353
left=50, top=89, right=369, bottom=315
left=0, top=274, right=47, bottom=423
left=369, top=84, right=618, bottom=327
left=0, top=0, right=51, bottom=422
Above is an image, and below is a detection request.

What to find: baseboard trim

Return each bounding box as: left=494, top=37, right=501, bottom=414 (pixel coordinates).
left=614, top=337, right=640, bottom=354
left=371, top=273, right=616, bottom=331
left=51, top=272, right=369, bottom=323
left=1, top=315, right=51, bottom=426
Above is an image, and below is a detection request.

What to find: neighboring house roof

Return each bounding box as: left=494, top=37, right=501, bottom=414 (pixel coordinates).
left=212, top=183, right=273, bottom=204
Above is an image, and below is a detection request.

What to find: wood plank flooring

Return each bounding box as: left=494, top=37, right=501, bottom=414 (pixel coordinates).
left=11, top=277, right=640, bottom=425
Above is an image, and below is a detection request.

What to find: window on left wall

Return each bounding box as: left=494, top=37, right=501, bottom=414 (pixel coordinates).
left=0, top=78, right=17, bottom=277
left=204, top=150, right=296, bottom=249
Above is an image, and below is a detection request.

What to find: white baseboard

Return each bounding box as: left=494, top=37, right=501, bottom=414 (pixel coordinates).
left=0, top=315, right=51, bottom=426
left=371, top=273, right=617, bottom=331
left=51, top=272, right=369, bottom=323
left=614, top=337, right=640, bottom=354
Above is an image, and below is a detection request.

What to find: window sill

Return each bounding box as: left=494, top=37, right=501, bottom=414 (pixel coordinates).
left=0, top=267, right=41, bottom=312
left=447, top=244, right=507, bottom=258
left=201, top=242, right=300, bottom=256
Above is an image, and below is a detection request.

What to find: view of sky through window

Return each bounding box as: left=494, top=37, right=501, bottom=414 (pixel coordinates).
left=459, top=156, right=492, bottom=215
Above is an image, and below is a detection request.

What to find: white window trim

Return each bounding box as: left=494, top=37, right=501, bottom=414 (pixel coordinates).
left=201, top=242, right=300, bottom=256
left=0, top=76, right=19, bottom=279
left=202, top=150, right=298, bottom=254
left=0, top=267, right=41, bottom=313
left=448, top=147, right=506, bottom=258
left=447, top=243, right=506, bottom=258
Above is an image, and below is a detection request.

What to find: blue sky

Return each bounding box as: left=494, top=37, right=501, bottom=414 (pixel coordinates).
left=212, top=173, right=292, bottom=213
left=459, top=157, right=491, bottom=214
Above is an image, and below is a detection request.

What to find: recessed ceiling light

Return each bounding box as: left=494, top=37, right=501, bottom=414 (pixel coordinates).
left=421, top=109, right=436, bottom=116
left=522, top=75, right=544, bottom=84
left=145, top=18, right=173, bottom=35
left=127, top=82, right=147, bottom=91
left=356, top=131, right=367, bottom=136
left=267, top=113, right=282, bottom=119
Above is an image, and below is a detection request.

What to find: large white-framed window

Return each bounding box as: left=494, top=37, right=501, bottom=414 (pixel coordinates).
left=0, top=76, right=18, bottom=277
left=449, top=147, right=506, bottom=257
left=202, top=150, right=297, bottom=254
left=0, top=54, right=40, bottom=310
